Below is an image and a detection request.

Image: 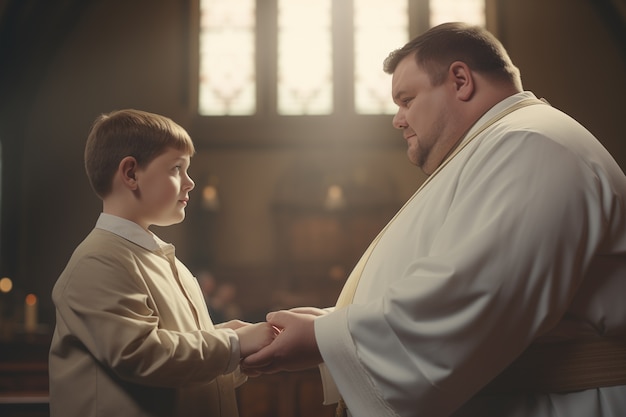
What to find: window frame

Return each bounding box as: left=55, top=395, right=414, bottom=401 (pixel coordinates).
left=187, top=0, right=498, bottom=148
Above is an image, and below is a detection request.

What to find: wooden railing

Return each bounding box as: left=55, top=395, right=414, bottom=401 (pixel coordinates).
left=0, top=333, right=51, bottom=417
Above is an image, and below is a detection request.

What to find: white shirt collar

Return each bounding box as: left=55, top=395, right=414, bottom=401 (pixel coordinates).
left=95, top=213, right=172, bottom=252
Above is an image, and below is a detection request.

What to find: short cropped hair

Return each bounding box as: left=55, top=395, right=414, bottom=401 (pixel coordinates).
left=84, top=109, right=195, bottom=199
left=383, top=22, right=521, bottom=89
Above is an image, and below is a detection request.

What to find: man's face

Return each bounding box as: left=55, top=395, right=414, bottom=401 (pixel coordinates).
left=391, top=56, right=459, bottom=175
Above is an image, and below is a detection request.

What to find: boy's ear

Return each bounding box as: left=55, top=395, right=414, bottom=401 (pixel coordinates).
left=119, top=156, right=139, bottom=190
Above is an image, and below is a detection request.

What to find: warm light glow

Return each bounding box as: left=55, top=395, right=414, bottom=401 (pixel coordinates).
left=278, top=0, right=333, bottom=115
left=198, top=0, right=487, bottom=116
left=430, top=0, right=485, bottom=26
left=328, top=264, right=347, bottom=281
left=325, top=184, right=346, bottom=210
left=24, top=293, right=38, bottom=333
left=327, top=185, right=343, bottom=200
left=0, top=277, right=12, bottom=293
left=202, top=185, right=220, bottom=211
left=354, top=0, right=408, bottom=114
left=199, top=0, right=256, bottom=115
left=203, top=185, right=217, bottom=200
left=26, top=293, right=37, bottom=306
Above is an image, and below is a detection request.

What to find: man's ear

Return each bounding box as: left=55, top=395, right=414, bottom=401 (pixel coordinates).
left=449, top=61, right=474, bottom=101
left=119, top=156, right=139, bottom=190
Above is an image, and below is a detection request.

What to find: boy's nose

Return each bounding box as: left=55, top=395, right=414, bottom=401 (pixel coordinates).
left=185, top=175, right=195, bottom=191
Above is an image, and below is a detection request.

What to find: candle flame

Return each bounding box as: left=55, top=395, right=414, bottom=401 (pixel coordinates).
left=26, top=293, right=38, bottom=306
left=0, top=277, right=12, bottom=293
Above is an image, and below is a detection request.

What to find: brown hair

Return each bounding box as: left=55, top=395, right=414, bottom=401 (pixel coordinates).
left=84, top=109, right=195, bottom=199
left=383, top=22, right=521, bottom=89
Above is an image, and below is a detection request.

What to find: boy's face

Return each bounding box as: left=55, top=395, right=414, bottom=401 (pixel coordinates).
left=134, top=147, right=195, bottom=229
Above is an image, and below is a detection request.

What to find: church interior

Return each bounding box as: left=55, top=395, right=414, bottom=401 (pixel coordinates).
left=0, top=0, right=625, bottom=416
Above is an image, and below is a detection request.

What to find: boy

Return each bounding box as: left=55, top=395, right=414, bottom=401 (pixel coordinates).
left=49, top=109, right=275, bottom=417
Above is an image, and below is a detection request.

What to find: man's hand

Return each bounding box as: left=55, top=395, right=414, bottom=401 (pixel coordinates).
left=240, top=310, right=324, bottom=376
left=288, top=306, right=328, bottom=316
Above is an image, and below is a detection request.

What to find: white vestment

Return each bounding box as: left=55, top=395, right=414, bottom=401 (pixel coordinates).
left=315, top=91, right=626, bottom=417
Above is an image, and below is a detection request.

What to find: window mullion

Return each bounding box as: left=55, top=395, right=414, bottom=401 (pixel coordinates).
left=332, top=0, right=355, bottom=114
left=256, top=0, right=278, bottom=116
left=411, top=0, right=430, bottom=37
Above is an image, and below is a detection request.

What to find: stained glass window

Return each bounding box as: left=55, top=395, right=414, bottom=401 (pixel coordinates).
left=277, top=0, right=333, bottom=115
left=198, top=0, right=256, bottom=115
left=198, top=0, right=486, bottom=117
left=354, top=0, right=408, bottom=114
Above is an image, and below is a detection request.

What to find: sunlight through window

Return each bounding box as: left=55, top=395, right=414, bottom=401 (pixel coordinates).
left=430, top=0, right=485, bottom=26
left=277, top=0, right=333, bottom=115
left=198, top=0, right=486, bottom=117
left=354, top=0, right=408, bottom=114
left=198, top=0, right=256, bottom=115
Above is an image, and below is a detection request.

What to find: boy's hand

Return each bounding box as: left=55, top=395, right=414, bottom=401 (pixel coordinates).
left=235, top=322, right=278, bottom=358
left=218, top=319, right=249, bottom=330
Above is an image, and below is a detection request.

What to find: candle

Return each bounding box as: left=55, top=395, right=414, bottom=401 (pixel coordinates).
left=25, top=293, right=38, bottom=332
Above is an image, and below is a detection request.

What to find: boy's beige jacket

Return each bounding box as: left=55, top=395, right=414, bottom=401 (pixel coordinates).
left=50, top=215, right=243, bottom=417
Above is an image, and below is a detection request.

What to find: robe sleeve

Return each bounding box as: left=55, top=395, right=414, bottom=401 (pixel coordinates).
left=315, top=125, right=616, bottom=417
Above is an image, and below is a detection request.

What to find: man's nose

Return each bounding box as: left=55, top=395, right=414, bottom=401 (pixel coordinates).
left=392, top=109, right=407, bottom=129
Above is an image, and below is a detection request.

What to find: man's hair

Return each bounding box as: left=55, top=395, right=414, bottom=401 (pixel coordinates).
left=383, top=22, right=521, bottom=89
left=84, top=109, right=195, bottom=199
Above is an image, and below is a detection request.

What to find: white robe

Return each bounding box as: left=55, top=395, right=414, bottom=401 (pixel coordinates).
left=315, top=92, right=626, bottom=417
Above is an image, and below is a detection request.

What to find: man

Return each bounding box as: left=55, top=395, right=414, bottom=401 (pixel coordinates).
left=242, top=22, right=626, bottom=417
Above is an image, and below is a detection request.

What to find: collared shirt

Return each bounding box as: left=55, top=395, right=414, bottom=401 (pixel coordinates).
left=96, top=212, right=169, bottom=252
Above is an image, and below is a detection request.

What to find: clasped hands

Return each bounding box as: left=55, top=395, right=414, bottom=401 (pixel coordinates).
left=226, top=307, right=328, bottom=376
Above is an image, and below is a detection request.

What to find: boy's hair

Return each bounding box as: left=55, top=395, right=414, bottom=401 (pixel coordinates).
left=383, top=22, right=522, bottom=90
left=84, top=109, right=195, bottom=199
